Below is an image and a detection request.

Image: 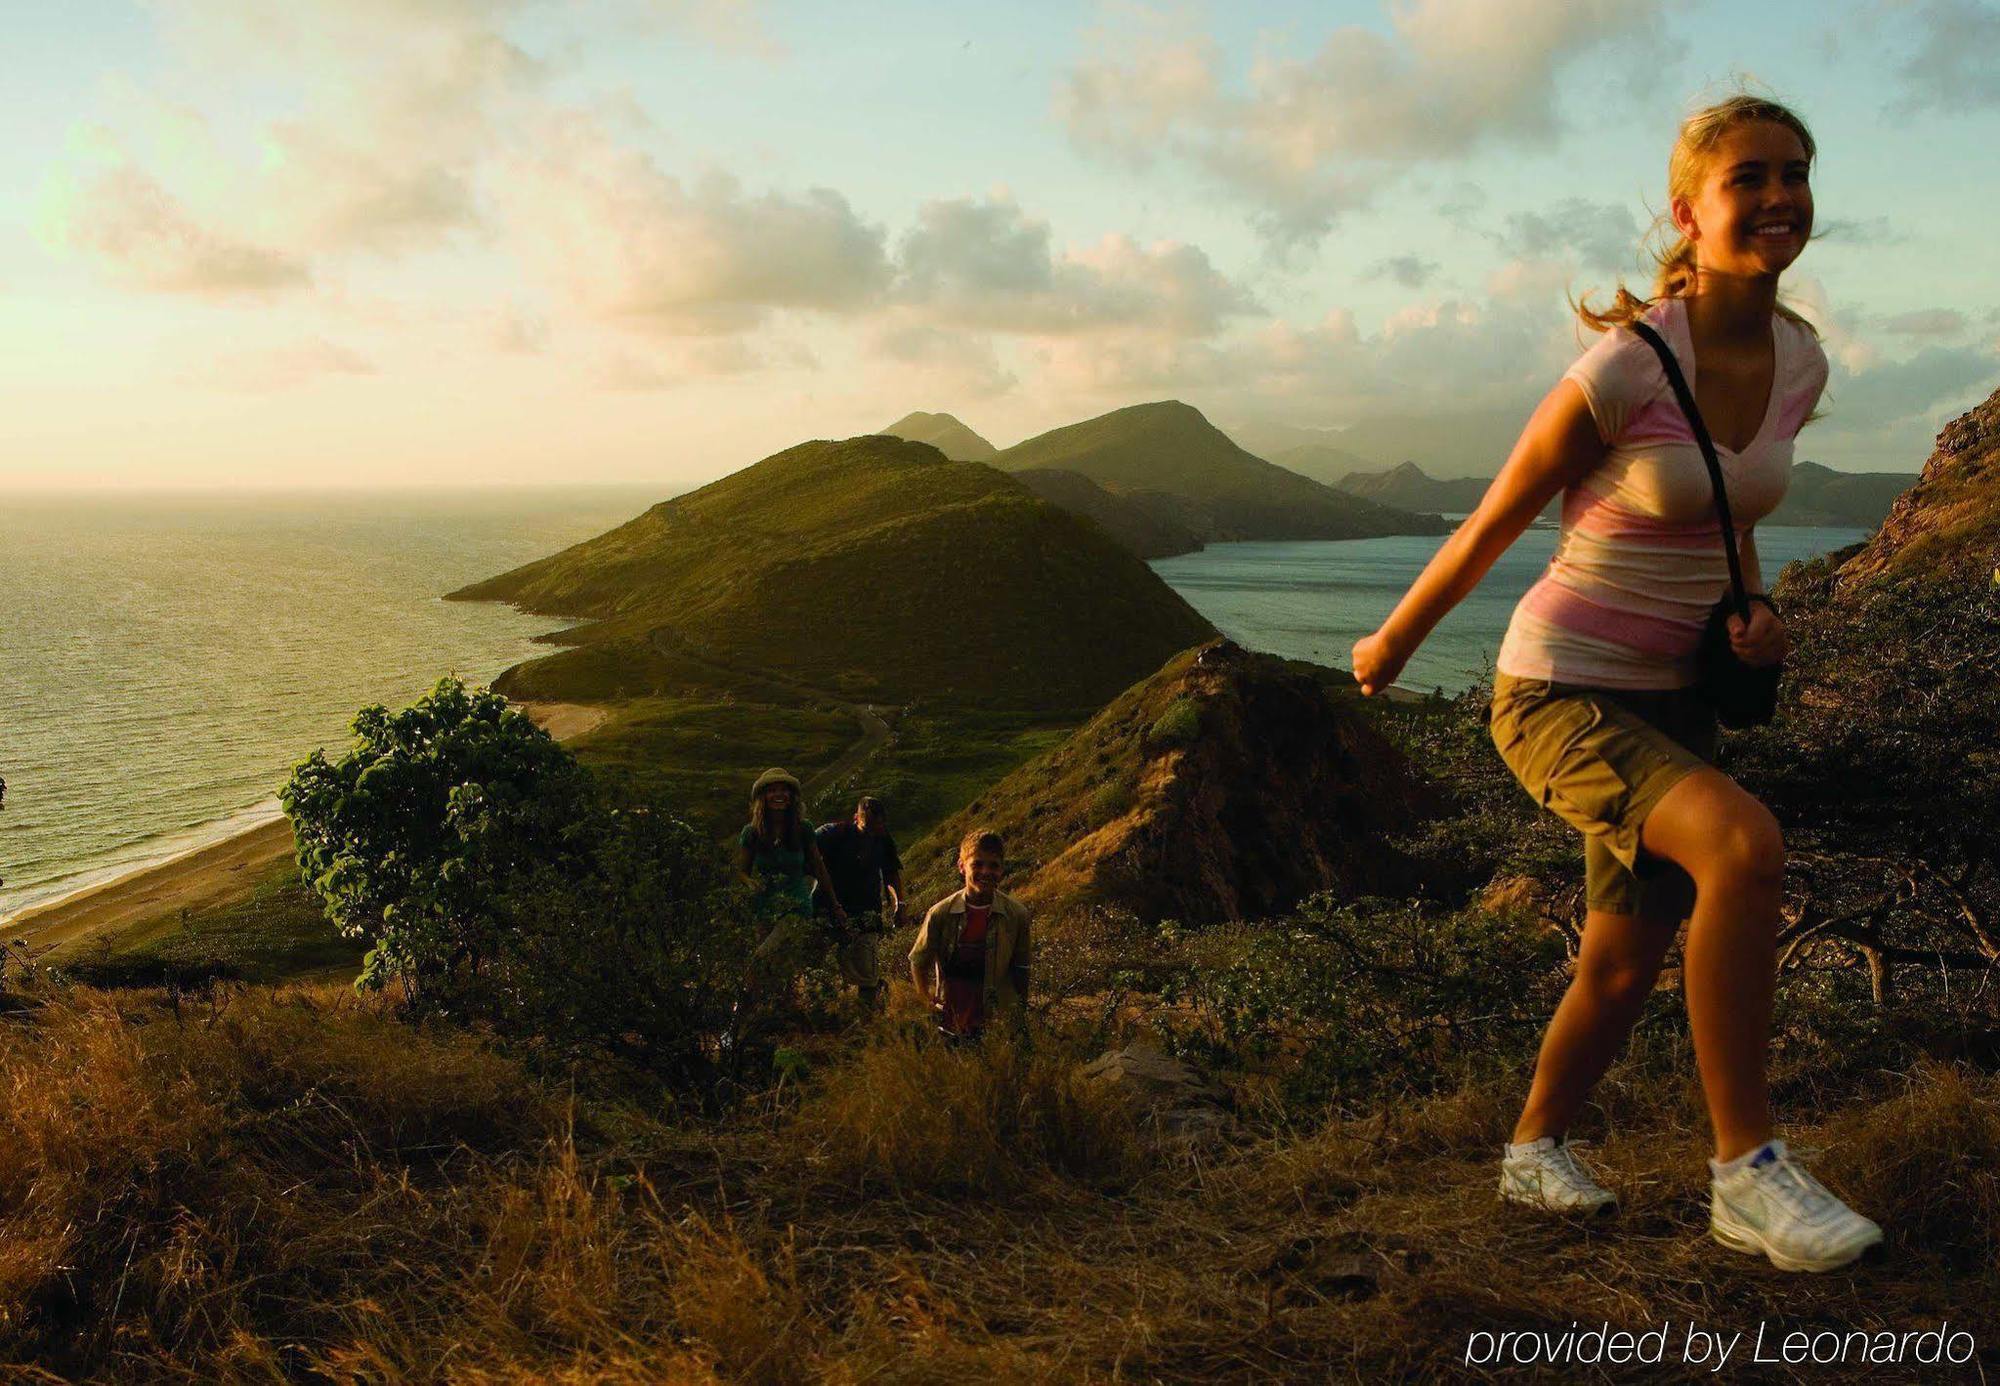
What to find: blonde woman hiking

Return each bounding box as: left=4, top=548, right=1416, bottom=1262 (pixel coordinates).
left=1352, top=93, right=1881, bottom=1272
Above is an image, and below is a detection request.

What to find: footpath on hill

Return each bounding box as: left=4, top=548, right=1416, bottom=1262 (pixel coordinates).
left=643, top=626, right=892, bottom=805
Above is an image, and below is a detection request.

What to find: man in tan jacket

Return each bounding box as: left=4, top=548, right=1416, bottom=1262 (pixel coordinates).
left=909, top=829, right=1031, bottom=1039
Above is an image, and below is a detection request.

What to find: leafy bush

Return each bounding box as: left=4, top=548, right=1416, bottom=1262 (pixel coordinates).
left=1147, top=696, right=1202, bottom=747
left=284, top=678, right=751, bottom=1079
left=477, top=807, right=750, bottom=1080
left=284, top=678, right=599, bottom=999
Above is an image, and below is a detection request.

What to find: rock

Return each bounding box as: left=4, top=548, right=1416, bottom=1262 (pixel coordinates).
left=1081, top=1043, right=1233, bottom=1145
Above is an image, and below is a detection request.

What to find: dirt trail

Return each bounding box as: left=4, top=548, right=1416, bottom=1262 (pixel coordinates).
left=645, top=628, right=896, bottom=807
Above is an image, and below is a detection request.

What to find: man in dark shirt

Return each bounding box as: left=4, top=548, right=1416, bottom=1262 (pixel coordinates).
left=813, top=795, right=907, bottom=1008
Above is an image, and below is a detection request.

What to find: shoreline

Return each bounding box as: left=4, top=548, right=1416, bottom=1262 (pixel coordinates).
left=7, top=700, right=609, bottom=956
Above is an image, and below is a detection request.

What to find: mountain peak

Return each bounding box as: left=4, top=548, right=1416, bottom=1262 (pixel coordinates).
left=879, top=410, right=998, bottom=462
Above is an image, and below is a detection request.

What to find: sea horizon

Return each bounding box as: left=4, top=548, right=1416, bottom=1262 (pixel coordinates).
left=0, top=486, right=664, bottom=921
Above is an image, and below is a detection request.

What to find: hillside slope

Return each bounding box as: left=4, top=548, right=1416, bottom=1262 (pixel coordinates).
left=879, top=411, right=998, bottom=462
left=1012, top=468, right=1203, bottom=559
left=1834, top=386, right=2000, bottom=591
left=451, top=436, right=1215, bottom=712
left=996, top=401, right=1450, bottom=544
left=906, top=640, right=1440, bottom=925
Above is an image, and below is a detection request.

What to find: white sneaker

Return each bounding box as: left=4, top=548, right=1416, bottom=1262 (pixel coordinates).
left=1500, top=1136, right=1618, bottom=1214
left=1710, top=1140, right=1884, bottom=1272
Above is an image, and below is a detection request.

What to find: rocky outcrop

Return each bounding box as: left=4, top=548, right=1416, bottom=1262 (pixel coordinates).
left=907, top=640, right=1443, bottom=926
left=1836, top=386, right=2000, bottom=592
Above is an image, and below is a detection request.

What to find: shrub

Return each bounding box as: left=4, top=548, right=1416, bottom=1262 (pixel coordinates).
left=283, top=677, right=599, bottom=1000
left=1147, top=696, right=1202, bottom=747
left=284, top=678, right=752, bottom=1080
left=478, top=807, right=751, bottom=1081
left=1087, top=773, right=1135, bottom=825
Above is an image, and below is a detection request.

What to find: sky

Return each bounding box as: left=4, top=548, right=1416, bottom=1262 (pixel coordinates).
left=3, top=0, right=1998, bottom=491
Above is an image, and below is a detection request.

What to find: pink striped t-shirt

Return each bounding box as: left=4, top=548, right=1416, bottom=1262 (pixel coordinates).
left=1495, top=296, right=1829, bottom=690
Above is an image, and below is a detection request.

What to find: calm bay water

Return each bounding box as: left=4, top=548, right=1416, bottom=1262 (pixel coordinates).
left=1151, top=523, right=1871, bottom=697
left=0, top=487, right=659, bottom=919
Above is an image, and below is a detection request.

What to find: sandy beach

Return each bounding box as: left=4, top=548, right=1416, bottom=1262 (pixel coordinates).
left=9, top=700, right=608, bottom=957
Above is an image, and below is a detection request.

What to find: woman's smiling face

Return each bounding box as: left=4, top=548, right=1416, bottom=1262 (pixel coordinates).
left=1675, top=120, right=1814, bottom=281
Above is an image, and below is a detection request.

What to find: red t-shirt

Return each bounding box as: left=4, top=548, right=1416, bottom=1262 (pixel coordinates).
left=940, top=905, right=990, bottom=1037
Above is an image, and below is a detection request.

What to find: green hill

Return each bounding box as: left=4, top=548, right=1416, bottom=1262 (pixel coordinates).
left=450, top=435, right=1215, bottom=713
left=1011, top=468, right=1203, bottom=559
left=994, top=400, right=1449, bottom=543
left=879, top=411, right=998, bottom=462
left=1769, top=460, right=1917, bottom=529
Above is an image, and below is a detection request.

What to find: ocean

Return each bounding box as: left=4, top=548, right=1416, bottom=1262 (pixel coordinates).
left=1149, top=523, right=1870, bottom=696
left=0, top=487, right=660, bottom=919
left=0, top=492, right=1867, bottom=921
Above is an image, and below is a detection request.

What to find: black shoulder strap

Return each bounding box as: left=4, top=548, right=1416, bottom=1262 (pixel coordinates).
left=1627, top=319, right=1749, bottom=619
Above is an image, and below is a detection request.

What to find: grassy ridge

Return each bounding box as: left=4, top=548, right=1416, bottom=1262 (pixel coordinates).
left=452, top=435, right=1214, bottom=711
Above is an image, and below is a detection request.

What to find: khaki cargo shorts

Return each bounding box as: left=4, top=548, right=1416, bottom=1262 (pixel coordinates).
left=1489, top=672, right=1718, bottom=918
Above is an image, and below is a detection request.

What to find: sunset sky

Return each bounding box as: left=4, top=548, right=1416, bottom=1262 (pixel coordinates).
left=5, top=0, right=1998, bottom=490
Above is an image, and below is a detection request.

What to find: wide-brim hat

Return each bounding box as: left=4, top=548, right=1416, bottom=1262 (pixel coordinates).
left=751, top=767, right=803, bottom=800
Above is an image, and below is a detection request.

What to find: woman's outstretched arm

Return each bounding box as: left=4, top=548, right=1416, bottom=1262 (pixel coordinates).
left=1352, top=379, right=1607, bottom=695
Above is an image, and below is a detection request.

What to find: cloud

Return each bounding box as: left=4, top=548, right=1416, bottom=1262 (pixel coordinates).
left=1827, top=345, right=1998, bottom=424
left=591, top=350, right=676, bottom=391
left=197, top=337, right=377, bottom=391
left=1891, top=0, right=2000, bottom=113
left=1813, top=216, right=1905, bottom=247
left=894, top=195, right=1258, bottom=335
left=1031, top=288, right=1578, bottom=420
left=499, top=115, right=892, bottom=334
left=492, top=304, right=551, bottom=354
left=1055, top=0, right=1671, bottom=247
left=1879, top=308, right=1968, bottom=338
left=44, top=152, right=310, bottom=297
left=1499, top=197, right=1642, bottom=272
left=1365, top=254, right=1441, bottom=289
left=865, top=314, right=1020, bottom=400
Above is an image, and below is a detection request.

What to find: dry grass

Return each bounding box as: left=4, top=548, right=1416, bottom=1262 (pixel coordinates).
left=795, top=1022, right=1140, bottom=1196
left=3, top=978, right=1998, bottom=1382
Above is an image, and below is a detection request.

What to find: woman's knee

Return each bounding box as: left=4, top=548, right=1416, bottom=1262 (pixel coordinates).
left=1574, top=912, right=1672, bottom=1009
left=1644, top=773, right=1784, bottom=890
left=1575, top=952, right=1661, bottom=1010
left=1701, top=807, right=1785, bottom=891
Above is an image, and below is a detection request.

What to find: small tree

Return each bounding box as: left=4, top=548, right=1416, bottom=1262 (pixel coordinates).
left=283, top=677, right=598, bottom=1002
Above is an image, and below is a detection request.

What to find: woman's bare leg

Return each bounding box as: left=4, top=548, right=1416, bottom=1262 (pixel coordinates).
left=1511, top=905, right=1679, bottom=1144
left=1638, top=767, right=1784, bottom=1162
